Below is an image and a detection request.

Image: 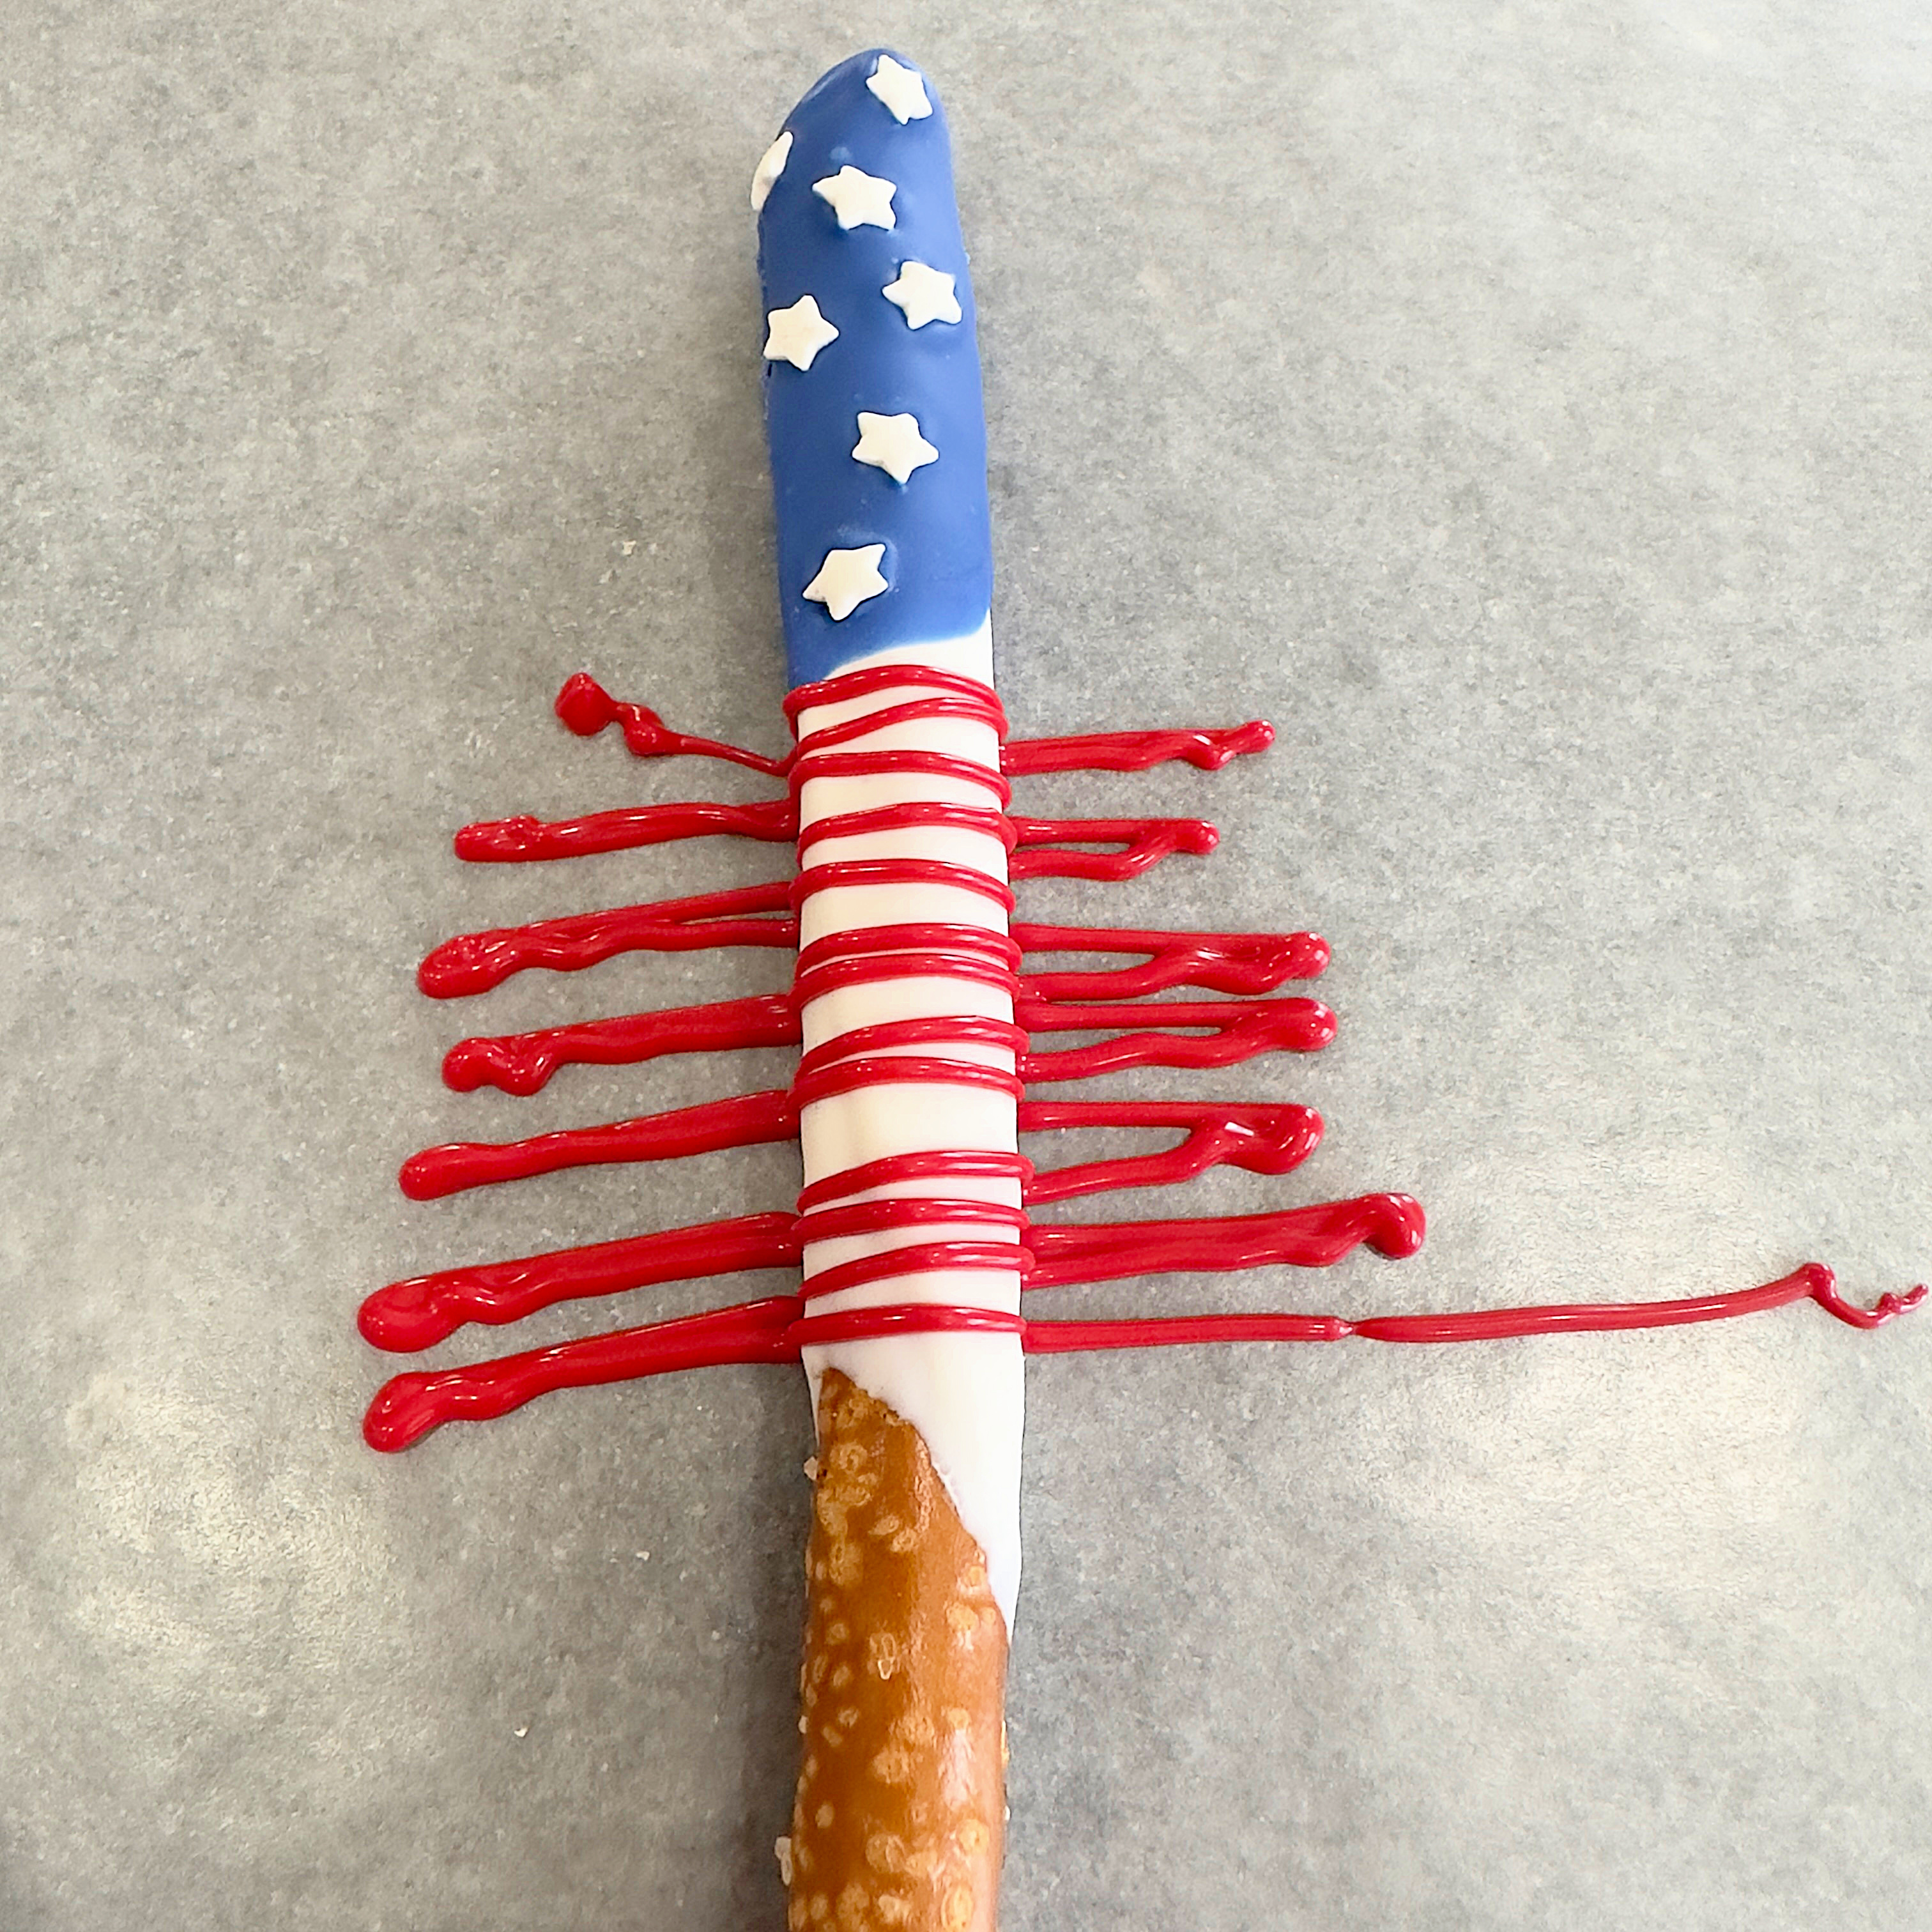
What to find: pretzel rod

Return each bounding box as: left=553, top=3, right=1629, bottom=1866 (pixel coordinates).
left=347, top=47, right=1928, bottom=1932
left=756, top=52, right=1018, bottom=1931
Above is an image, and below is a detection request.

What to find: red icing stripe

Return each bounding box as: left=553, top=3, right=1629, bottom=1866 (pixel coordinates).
left=801, top=1242, right=1032, bottom=1304
left=797, top=801, right=1016, bottom=859
left=797, top=1150, right=1032, bottom=1214
left=790, top=857, right=1016, bottom=915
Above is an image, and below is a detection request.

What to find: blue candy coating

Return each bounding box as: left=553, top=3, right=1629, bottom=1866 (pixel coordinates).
left=756, top=50, right=992, bottom=688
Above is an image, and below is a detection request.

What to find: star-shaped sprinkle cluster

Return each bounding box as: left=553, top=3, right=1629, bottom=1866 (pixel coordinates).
left=757, top=54, right=977, bottom=631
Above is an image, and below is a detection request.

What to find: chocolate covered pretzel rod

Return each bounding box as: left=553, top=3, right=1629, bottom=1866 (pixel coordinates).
left=355, top=48, right=1923, bottom=1932
left=756, top=52, right=1020, bottom=1931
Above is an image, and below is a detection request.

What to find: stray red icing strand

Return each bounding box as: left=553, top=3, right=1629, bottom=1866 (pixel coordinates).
left=362, top=668, right=1923, bottom=1449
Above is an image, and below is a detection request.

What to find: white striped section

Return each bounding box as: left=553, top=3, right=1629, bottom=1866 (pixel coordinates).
left=792, top=618, right=1026, bottom=1632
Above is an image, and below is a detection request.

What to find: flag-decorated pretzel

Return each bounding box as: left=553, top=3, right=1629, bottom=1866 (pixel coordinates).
left=360, top=50, right=1923, bottom=1932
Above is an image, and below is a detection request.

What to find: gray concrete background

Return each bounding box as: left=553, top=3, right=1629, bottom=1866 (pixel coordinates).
left=4, top=3, right=1928, bottom=1927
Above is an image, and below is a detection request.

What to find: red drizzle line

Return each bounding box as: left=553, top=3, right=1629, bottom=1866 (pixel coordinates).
left=441, top=994, right=796, bottom=1096
left=398, top=1087, right=796, bottom=1202
left=457, top=797, right=793, bottom=862
left=1024, top=1196, right=1427, bottom=1284
left=790, top=857, right=1015, bottom=915
left=360, top=1195, right=1414, bottom=1355
left=1018, top=1102, right=1323, bottom=1202
left=359, top=1212, right=800, bottom=1352
left=454, top=800, right=1213, bottom=884
left=785, top=664, right=1008, bottom=725
left=1008, top=815, right=1217, bottom=882
left=797, top=1197, right=1032, bottom=1245
left=560, top=667, right=1271, bottom=784
left=364, top=1265, right=1925, bottom=1450
left=418, top=884, right=793, bottom=998
left=1019, top=999, right=1335, bottom=1079
left=556, top=671, right=788, bottom=776
left=797, top=1149, right=1032, bottom=1213
left=802, top=1242, right=1033, bottom=1303
left=1016, top=924, right=1328, bottom=998
left=364, top=1296, right=808, bottom=1451
left=1026, top=1266, right=1931, bottom=1351
left=365, top=666, right=1920, bottom=1450
left=1002, top=718, right=1273, bottom=776
left=431, top=978, right=1330, bottom=1106
left=790, top=747, right=1013, bottom=805
left=793, top=1054, right=1027, bottom=1113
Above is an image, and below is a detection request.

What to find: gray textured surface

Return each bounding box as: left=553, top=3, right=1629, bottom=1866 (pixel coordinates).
left=4, top=3, right=1929, bottom=1928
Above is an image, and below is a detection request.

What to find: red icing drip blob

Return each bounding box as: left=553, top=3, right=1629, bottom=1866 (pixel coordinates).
left=556, top=671, right=788, bottom=776
left=364, top=666, right=1921, bottom=1449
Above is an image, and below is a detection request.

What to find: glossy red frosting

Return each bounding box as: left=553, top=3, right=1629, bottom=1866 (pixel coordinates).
left=362, top=667, right=1921, bottom=1450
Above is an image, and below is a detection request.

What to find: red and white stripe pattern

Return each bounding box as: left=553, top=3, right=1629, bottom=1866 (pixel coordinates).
left=786, top=634, right=1027, bottom=1627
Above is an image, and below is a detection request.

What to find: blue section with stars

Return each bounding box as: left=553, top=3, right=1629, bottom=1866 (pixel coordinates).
left=756, top=50, right=992, bottom=688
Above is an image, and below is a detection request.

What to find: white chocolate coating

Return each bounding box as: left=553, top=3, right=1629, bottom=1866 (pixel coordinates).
left=794, top=618, right=1025, bottom=1632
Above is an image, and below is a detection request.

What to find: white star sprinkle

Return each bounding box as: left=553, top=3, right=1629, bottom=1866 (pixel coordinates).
left=802, top=543, right=889, bottom=621
left=812, top=164, right=898, bottom=231
left=852, top=411, right=939, bottom=485
left=763, top=294, right=839, bottom=371
left=750, top=130, right=792, bottom=212
left=866, top=55, right=933, bottom=124
left=882, top=261, right=962, bottom=329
